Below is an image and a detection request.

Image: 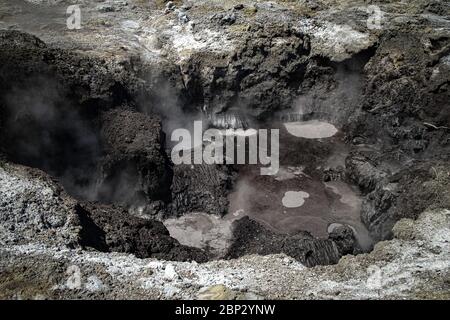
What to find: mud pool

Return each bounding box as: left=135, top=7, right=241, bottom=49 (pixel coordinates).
left=164, top=119, right=373, bottom=257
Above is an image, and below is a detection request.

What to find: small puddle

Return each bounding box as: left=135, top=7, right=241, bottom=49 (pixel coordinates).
left=284, top=120, right=338, bottom=139
left=282, top=191, right=310, bottom=208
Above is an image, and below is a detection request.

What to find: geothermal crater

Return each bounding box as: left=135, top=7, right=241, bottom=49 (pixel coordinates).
left=0, top=0, right=449, bottom=300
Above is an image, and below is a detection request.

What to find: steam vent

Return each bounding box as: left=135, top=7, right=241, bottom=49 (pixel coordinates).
left=0, top=0, right=449, bottom=302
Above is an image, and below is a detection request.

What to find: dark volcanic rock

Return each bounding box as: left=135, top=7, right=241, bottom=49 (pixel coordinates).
left=360, top=162, right=450, bottom=241
left=80, top=202, right=208, bottom=262
left=0, top=30, right=141, bottom=198
left=0, top=30, right=138, bottom=109
left=226, top=217, right=341, bottom=267
left=329, top=225, right=359, bottom=255
left=180, top=24, right=310, bottom=117
left=346, top=152, right=388, bottom=193
left=168, top=164, right=235, bottom=216
left=345, top=31, right=450, bottom=240
left=0, top=30, right=210, bottom=262
left=350, top=32, right=450, bottom=156
left=98, top=108, right=173, bottom=204
left=0, top=30, right=235, bottom=220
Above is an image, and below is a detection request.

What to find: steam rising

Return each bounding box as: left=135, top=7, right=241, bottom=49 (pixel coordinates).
left=2, top=78, right=101, bottom=199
